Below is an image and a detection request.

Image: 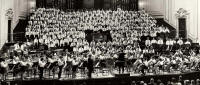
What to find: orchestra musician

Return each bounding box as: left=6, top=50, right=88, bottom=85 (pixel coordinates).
left=116, top=53, right=125, bottom=74
left=64, top=53, right=72, bottom=78
left=99, top=53, right=106, bottom=69
left=72, top=57, right=79, bottom=78
left=57, top=56, right=66, bottom=79
left=124, top=53, right=129, bottom=69
left=26, top=56, right=33, bottom=77
left=14, top=43, right=21, bottom=56
left=12, top=55, right=20, bottom=78
left=14, top=43, right=20, bottom=51
left=78, top=54, right=88, bottom=76
left=177, top=38, right=183, bottom=49
left=184, top=39, right=191, bottom=50
left=151, top=38, right=157, bottom=50
left=140, top=58, right=149, bottom=75
left=133, top=58, right=142, bottom=73
left=34, top=38, right=39, bottom=48
left=87, top=55, right=94, bottom=78
left=83, top=55, right=88, bottom=68
left=166, top=38, right=174, bottom=53
left=157, top=37, right=164, bottom=53
left=0, top=58, right=8, bottom=80
left=145, top=37, right=151, bottom=48
left=46, top=54, right=57, bottom=78
left=38, top=57, right=46, bottom=79
left=19, top=57, right=28, bottom=80
left=32, top=54, right=40, bottom=79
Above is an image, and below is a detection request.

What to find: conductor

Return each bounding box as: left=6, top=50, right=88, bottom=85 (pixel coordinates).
left=117, top=53, right=125, bottom=74
left=87, top=55, right=94, bottom=78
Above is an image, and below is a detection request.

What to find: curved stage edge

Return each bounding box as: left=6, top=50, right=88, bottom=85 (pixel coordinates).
left=6, top=71, right=200, bottom=85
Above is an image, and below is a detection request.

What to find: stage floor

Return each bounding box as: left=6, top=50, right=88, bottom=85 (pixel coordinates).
left=3, top=71, right=200, bottom=85
left=3, top=69, right=200, bottom=85
left=5, top=69, right=183, bottom=81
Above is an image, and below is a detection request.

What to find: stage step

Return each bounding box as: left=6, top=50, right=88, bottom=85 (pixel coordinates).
left=13, top=19, right=28, bottom=42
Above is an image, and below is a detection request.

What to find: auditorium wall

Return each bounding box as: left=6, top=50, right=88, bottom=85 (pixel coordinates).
left=169, top=0, right=200, bottom=42
left=139, top=0, right=165, bottom=17
left=164, top=0, right=200, bottom=43
left=139, top=0, right=200, bottom=43
left=0, top=0, right=1, bottom=49
left=0, top=0, right=36, bottom=49
left=0, top=0, right=13, bottom=49
left=83, top=0, right=94, bottom=8
left=198, top=0, right=200, bottom=43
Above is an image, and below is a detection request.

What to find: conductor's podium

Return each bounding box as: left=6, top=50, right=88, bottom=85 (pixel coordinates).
left=115, top=73, right=130, bottom=77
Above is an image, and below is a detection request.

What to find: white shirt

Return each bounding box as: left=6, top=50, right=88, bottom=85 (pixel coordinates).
left=20, top=44, right=25, bottom=51
left=145, top=40, right=151, bottom=46
left=48, top=58, right=55, bottom=63
left=72, top=59, right=79, bottom=66
left=39, top=38, right=44, bottom=44
left=157, top=39, right=163, bottom=45
left=166, top=40, right=170, bottom=46
left=14, top=44, right=20, bottom=50
left=20, top=61, right=27, bottom=66
left=0, top=62, right=8, bottom=68
left=78, top=47, right=84, bottom=53
left=151, top=39, right=157, bottom=44
left=113, top=54, right=118, bottom=59
left=185, top=41, right=191, bottom=45
left=34, top=38, right=38, bottom=44
left=144, top=60, right=149, bottom=66
left=169, top=40, right=174, bottom=45
left=177, top=39, right=183, bottom=45
left=39, top=60, right=46, bottom=67
left=58, top=58, right=65, bottom=66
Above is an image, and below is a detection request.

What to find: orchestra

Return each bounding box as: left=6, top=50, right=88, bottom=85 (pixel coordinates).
left=1, top=41, right=200, bottom=80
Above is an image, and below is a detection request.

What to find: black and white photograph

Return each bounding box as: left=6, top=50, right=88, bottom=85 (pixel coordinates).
left=0, top=0, right=200, bottom=85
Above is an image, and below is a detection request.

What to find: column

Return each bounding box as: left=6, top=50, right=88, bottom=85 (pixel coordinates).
left=198, top=0, right=200, bottom=43
left=5, top=8, right=14, bottom=43
left=175, top=8, right=189, bottom=38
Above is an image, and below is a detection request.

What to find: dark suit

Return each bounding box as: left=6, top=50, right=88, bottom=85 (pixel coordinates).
left=87, top=57, right=94, bottom=78
left=117, top=53, right=125, bottom=74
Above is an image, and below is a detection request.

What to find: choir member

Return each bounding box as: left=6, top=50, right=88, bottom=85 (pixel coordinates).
left=157, top=38, right=164, bottom=52
left=177, top=38, right=183, bottom=49
left=145, top=37, right=151, bottom=48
